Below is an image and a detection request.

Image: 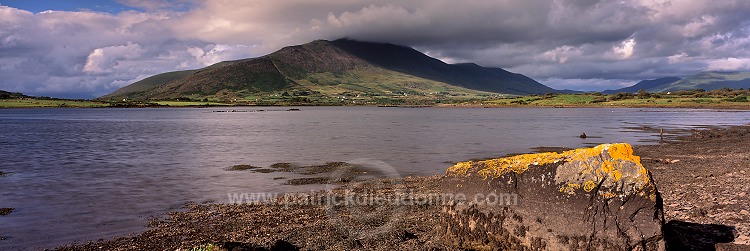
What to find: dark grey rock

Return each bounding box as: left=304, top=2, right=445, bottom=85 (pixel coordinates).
left=440, top=143, right=665, bottom=250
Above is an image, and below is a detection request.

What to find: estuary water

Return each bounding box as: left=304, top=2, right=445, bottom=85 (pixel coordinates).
left=1, top=107, right=749, bottom=249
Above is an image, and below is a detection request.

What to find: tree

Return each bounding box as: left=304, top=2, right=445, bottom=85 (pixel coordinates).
left=637, top=89, right=650, bottom=99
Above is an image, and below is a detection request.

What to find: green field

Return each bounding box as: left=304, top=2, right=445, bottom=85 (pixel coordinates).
left=3, top=88, right=750, bottom=109
left=154, top=101, right=231, bottom=106
left=462, top=90, right=750, bottom=109
left=0, top=99, right=110, bottom=108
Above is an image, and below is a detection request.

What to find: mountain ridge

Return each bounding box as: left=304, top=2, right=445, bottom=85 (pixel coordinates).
left=102, top=39, right=556, bottom=100
left=604, top=72, right=750, bottom=94
left=602, top=77, right=682, bottom=94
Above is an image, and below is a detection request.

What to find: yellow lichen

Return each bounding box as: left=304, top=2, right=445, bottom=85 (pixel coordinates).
left=601, top=161, right=623, bottom=181
left=601, top=192, right=617, bottom=199
left=447, top=143, right=644, bottom=178
left=472, top=152, right=565, bottom=179
left=446, top=143, right=653, bottom=198
left=560, top=183, right=581, bottom=194
left=583, top=180, right=597, bottom=192
left=447, top=161, right=473, bottom=176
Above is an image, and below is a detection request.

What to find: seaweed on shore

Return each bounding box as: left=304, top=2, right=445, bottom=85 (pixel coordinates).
left=226, top=161, right=385, bottom=185
left=226, top=162, right=373, bottom=175
left=0, top=208, right=14, bottom=216
left=252, top=169, right=276, bottom=173
left=225, top=165, right=263, bottom=171
left=285, top=177, right=331, bottom=185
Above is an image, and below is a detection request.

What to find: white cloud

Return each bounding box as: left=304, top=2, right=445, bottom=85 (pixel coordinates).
left=667, top=53, right=689, bottom=64
left=707, top=57, right=750, bottom=71
left=540, top=45, right=582, bottom=64
left=613, top=38, right=636, bottom=59
left=83, top=42, right=145, bottom=74
left=83, top=48, right=107, bottom=73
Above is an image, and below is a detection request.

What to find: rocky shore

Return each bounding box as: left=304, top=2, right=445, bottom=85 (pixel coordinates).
left=636, top=125, right=750, bottom=251
left=55, top=125, right=750, bottom=251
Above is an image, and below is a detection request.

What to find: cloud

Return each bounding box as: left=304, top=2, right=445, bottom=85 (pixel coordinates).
left=707, top=58, right=750, bottom=71
left=2, top=0, right=750, bottom=97
left=613, top=38, right=637, bottom=59
left=0, top=5, right=259, bottom=97
left=83, top=42, right=145, bottom=74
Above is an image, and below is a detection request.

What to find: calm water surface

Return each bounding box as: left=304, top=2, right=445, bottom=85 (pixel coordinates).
left=1, top=107, right=749, bottom=249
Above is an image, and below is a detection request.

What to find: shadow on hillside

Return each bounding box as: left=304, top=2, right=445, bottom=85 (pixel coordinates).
left=664, top=220, right=736, bottom=251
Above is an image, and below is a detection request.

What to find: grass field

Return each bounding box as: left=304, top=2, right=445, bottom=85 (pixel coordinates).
left=3, top=90, right=750, bottom=109
left=154, top=101, right=231, bottom=106
left=0, top=99, right=110, bottom=108
left=461, top=93, right=750, bottom=109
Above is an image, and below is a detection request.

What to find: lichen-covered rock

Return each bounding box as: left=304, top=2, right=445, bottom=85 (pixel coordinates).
left=440, top=143, right=665, bottom=251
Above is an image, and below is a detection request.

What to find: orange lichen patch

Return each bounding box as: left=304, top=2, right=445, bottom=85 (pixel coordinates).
left=601, top=161, right=623, bottom=181
left=606, top=143, right=642, bottom=165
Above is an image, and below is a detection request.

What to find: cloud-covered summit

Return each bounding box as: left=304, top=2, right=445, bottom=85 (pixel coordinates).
left=1, top=0, right=750, bottom=98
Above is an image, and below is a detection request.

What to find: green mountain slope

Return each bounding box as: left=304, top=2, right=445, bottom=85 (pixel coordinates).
left=648, top=72, right=750, bottom=92
left=102, top=39, right=555, bottom=100
left=602, top=77, right=681, bottom=94
left=103, top=70, right=197, bottom=99
left=609, top=72, right=750, bottom=94
left=143, top=58, right=296, bottom=99
left=331, top=39, right=554, bottom=95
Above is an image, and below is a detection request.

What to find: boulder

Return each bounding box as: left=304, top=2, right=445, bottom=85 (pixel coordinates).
left=439, top=143, right=665, bottom=250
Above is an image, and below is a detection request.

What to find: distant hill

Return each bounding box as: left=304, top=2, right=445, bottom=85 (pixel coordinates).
left=605, top=72, right=750, bottom=93
left=102, top=39, right=556, bottom=100
left=649, top=72, right=750, bottom=92
left=0, top=90, right=29, bottom=99
left=603, top=77, right=681, bottom=94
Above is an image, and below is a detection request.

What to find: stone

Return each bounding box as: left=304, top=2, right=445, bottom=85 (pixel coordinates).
left=440, top=143, right=665, bottom=250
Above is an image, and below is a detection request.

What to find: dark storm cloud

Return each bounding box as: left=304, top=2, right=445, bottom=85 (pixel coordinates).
left=2, top=0, right=750, bottom=97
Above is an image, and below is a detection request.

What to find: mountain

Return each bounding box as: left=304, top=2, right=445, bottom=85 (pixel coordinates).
left=104, top=70, right=197, bottom=99
left=329, top=39, right=553, bottom=94
left=602, top=77, right=681, bottom=94
left=102, top=39, right=555, bottom=100
left=605, top=72, right=750, bottom=94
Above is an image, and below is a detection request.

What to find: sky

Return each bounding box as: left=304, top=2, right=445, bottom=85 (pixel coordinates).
left=1, top=0, right=750, bottom=98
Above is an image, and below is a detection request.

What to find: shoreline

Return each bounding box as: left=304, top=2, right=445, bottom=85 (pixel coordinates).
left=50, top=124, right=750, bottom=250
left=436, top=103, right=750, bottom=110
left=3, top=103, right=750, bottom=110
